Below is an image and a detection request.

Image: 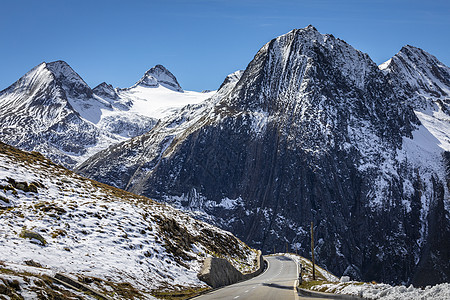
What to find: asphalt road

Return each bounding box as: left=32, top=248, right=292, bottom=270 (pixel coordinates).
left=194, top=255, right=302, bottom=300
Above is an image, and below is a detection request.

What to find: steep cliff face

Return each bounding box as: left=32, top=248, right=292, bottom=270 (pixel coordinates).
left=380, top=45, right=450, bottom=100
left=77, top=26, right=449, bottom=285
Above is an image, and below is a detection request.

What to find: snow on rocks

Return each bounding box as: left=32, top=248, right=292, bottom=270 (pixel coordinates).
left=0, top=60, right=215, bottom=169
left=0, top=142, right=258, bottom=298
left=287, top=252, right=450, bottom=300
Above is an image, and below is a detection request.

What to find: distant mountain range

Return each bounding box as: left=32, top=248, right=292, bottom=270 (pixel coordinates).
left=1, top=25, right=449, bottom=286
left=0, top=61, right=214, bottom=167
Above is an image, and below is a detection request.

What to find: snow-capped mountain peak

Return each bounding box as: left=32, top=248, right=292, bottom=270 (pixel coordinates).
left=305, top=24, right=318, bottom=31
left=132, top=64, right=183, bottom=92
left=46, top=60, right=85, bottom=85
left=226, top=25, right=377, bottom=113
left=77, top=26, right=449, bottom=287
left=93, top=81, right=119, bottom=100
left=114, top=64, right=214, bottom=120
left=380, top=45, right=450, bottom=98
left=0, top=61, right=69, bottom=114
left=0, top=60, right=215, bottom=168
left=380, top=44, right=450, bottom=154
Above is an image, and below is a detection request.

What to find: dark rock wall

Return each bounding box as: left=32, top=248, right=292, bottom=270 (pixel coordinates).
left=77, top=27, right=450, bottom=286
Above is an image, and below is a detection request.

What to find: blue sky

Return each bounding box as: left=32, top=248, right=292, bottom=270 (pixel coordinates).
left=1, top=0, right=449, bottom=91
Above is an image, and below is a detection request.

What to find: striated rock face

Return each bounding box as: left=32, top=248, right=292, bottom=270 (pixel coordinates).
left=380, top=45, right=450, bottom=100
left=77, top=26, right=449, bottom=285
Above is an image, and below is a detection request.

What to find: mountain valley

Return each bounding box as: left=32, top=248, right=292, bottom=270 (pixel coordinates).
left=1, top=25, right=449, bottom=288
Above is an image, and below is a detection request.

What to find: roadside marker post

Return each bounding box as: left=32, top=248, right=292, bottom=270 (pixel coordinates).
left=311, top=221, right=316, bottom=280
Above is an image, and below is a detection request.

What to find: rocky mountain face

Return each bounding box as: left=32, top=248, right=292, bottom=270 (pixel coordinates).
left=93, top=82, right=120, bottom=100
left=77, top=26, right=450, bottom=286
left=0, top=61, right=213, bottom=168
left=381, top=45, right=450, bottom=101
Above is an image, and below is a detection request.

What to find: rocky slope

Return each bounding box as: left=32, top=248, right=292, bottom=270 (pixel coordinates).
left=0, top=142, right=258, bottom=299
left=0, top=61, right=214, bottom=168
left=380, top=45, right=450, bottom=286
left=77, top=26, right=450, bottom=286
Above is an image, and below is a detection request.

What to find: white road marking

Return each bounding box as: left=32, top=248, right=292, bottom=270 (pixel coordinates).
left=234, top=296, right=240, bottom=299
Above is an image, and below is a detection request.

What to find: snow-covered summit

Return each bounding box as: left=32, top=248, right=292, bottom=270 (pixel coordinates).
left=130, top=64, right=183, bottom=92
left=43, top=60, right=94, bottom=99
left=0, top=60, right=95, bottom=107
left=46, top=60, right=90, bottom=87
left=115, top=65, right=214, bottom=119
left=380, top=45, right=450, bottom=98
left=0, top=60, right=92, bottom=122
left=226, top=25, right=376, bottom=112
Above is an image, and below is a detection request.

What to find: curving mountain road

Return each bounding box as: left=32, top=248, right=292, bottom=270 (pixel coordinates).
left=195, top=255, right=304, bottom=300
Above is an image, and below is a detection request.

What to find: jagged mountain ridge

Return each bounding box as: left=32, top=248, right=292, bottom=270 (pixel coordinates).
left=381, top=45, right=450, bottom=154
left=0, top=61, right=214, bottom=168
left=93, top=82, right=120, bottom=100
left=381, top=45, right=450, bottom=100
left=380, top=45, right=450, bottom=286
left=77, top=26, right=450, bottom=286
